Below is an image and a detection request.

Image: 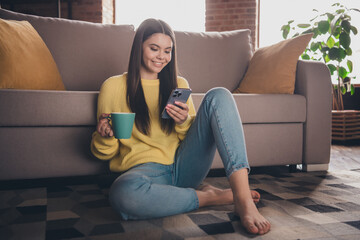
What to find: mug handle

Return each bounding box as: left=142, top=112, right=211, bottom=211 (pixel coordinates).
left=104, top=114, right=112, bottom=124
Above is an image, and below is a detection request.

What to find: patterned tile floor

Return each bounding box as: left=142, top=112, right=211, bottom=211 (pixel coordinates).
left=1, top=168, right=360, bottom=239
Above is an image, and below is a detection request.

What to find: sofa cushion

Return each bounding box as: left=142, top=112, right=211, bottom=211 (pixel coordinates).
left=234, top=33, right=313, bottom=94
left=175, top=30, right=252, bottom=93
left=0, top=8, right=135, bottom=91
left=0, top=89, right=305, bottom=126
left=0, top=19, right=65, bottom=90
left=0, top=89, right=98, bottom=126
left=191, top=93, right=306, bottom=124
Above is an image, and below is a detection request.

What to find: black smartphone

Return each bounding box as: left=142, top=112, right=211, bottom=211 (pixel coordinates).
left=161, top=88, right=192, bottom=119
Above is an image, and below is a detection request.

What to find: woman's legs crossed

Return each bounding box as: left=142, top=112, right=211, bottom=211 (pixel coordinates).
left=109, top=163, right=198, bottom=220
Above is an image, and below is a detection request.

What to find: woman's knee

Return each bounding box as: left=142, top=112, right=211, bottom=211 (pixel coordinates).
left=204, top=87, right=234, bottom=107
left=109, top=173, right=150, bottom=220
left=205, top=87, right=232, bottom=101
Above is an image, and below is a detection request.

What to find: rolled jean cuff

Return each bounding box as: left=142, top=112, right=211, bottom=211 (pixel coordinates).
left=226, top=163, right=251, bottom=178
left=192, top=188, right=200, bottom=210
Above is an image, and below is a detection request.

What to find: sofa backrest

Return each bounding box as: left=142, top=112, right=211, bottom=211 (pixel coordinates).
left=175, top=30, right=253, bottom=92
left=1, top=9, right=253, bottom=93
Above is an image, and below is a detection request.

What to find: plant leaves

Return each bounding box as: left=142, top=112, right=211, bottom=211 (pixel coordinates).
left=298, top=24, right=311, bottom=28
left=321, top=46, right=330, bottom=53
left=310, top=42, right=320, bottom=51
left=339, top=48, right=346, bottom=60
left=333, top=26, right=342, bottom=37
left=341, top=86, right=347, bottom=95
left=281, top=25, right=290, bottom=39
left=324, top=54, right=330, bottom=63
left=327, top=64, right=337, bottom=75
left=350, top=26, right=358, bottom=35
left=328, top=48, right=339, bottom=60
left=351, top=84, right=355, bottom=95
left=302, top=54, right=310, bottom=60
left=339, top=66, right=348, bottom=79
left=303, top=28, right=315, bottom=35
left=347, top=60, right=353, bottom=72
left=318, top=21, right=330, bottom=34
left=330, top=14, right=342, bottom=33
left=327, top=36, right=335, bottom=48
left=336, top=9, right=345, bottom=14
left=326, top=13, right=335, bottom=21
left=339, top=32, right=351, bottom=49
left=345, top=47, right=352, bottom=56
left=341, top=20, right=351, bottom=33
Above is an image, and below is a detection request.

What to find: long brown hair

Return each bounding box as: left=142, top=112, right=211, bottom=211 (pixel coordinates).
left=127, top=19, right=178, bottom=135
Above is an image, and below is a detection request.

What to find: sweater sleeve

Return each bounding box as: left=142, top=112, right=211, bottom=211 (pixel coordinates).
left=90, top=77, right=120, bottom=161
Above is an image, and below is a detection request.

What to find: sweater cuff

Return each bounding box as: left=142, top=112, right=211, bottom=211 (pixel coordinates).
left=176, top=115, right=192, bottom=129
left=94, top=132, right=118, bottom=146
left=91, top=131, right=119, bottom=160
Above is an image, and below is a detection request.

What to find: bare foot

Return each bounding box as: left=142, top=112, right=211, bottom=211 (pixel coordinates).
left=198, top=184, right=261, bottom=205
left=235, top=199, right=271, bottom=235
left=197, top=184, right=233, bottom=206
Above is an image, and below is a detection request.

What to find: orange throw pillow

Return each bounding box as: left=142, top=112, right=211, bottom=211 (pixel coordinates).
left=234, top=33, right=313, bottom=94
left=0, top=19, right=65, bottom=90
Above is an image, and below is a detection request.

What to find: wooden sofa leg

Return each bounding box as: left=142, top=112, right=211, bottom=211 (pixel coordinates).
left=303, top=164, right=329, bottom=172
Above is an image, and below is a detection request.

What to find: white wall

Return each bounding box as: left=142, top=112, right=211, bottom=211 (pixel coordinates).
left=260, top=0, right=360, bottom=83
left=115, top=0, right=205, bottom=32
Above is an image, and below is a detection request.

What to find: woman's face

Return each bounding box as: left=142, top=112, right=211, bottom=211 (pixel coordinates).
left=140, top=33, right=173, bottom=80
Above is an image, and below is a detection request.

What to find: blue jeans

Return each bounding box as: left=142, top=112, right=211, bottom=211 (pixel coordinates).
left=109, top=87, right=249, bottom=220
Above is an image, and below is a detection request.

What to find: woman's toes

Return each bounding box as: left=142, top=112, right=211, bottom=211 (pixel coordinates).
left=241, top=218, right=259, bottom=234
left=251, top=190, right=260, bottom=203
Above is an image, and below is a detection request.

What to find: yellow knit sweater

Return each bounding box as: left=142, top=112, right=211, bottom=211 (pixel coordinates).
left=91, top=73, right=196, bottom=172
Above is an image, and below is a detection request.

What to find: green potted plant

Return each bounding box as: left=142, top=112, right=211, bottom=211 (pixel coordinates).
left=281, top=2, right=360, bottom=141
left=281, top=2, right=359, bottom=110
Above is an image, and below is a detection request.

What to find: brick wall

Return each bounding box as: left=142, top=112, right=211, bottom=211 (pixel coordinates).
left=1, top=0, right=257, bottom=44
left=206, top=0, right=258, bottom=48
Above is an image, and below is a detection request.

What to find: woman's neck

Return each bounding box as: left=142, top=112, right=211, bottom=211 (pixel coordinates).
left=140, top=68, right=158, bottom=80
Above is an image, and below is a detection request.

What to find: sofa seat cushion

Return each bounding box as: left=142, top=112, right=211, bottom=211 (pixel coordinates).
left=192, top=93, right=306, bottom=124
left=0, top=89, right=98, bottom=126
left=0, top=90, right=305, bottom=127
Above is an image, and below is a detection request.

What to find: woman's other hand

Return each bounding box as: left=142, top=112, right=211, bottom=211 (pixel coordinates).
left=165, top=101, right=189, bottom=125
left=97, top=113, right=114, bottom=137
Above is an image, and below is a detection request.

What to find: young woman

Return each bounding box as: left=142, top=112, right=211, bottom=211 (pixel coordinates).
left=91, top=18, right=270, bottom=235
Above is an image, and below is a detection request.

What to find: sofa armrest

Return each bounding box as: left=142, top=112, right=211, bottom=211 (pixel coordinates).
left=295, top=60, right=332, bottom=169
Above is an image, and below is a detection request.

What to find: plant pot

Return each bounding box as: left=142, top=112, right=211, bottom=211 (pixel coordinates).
left=332, top=110, right=360, bottom=141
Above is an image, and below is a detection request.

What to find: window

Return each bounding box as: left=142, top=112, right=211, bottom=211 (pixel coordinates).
left=259, top=0, right=360, bottom=83
left=115, top=0, right=205, bottom=32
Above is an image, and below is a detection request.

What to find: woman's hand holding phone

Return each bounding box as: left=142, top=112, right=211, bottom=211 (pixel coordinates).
left=165, top=101, right=189, bottom=125
left=161, top=88, right=192, bottom=124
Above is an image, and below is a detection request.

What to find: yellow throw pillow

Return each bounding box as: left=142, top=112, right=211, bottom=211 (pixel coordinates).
left=0, top=19, right=65, bottom=90
left=234, top=33, right=313, bottom=94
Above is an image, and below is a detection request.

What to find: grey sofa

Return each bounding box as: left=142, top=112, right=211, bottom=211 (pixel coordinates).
left=0, top=8, right=332, bottom=180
